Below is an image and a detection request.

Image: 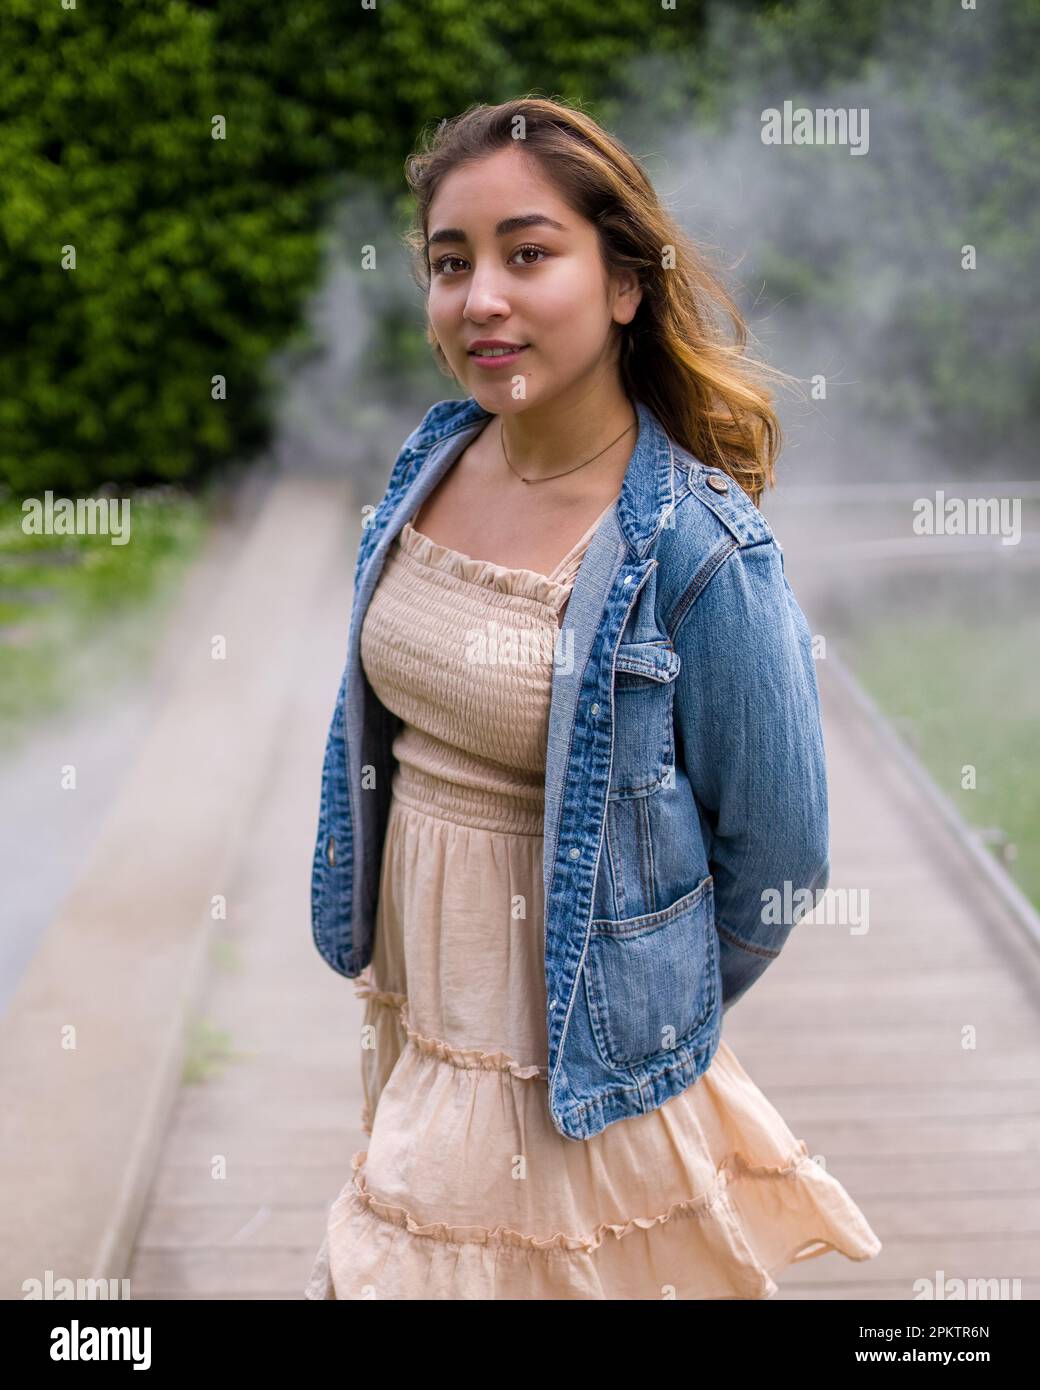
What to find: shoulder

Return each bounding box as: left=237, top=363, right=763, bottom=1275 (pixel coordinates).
left=669, top=444, right=774, bottom=550
left=653, top=444, right=783, bottom=631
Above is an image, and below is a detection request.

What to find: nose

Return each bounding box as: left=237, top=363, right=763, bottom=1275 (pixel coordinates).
left=463, top=265, right=512, bottom=322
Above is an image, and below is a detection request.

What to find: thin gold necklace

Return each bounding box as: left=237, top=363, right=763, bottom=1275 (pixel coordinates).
left=500, top=415, right=637, bottom=483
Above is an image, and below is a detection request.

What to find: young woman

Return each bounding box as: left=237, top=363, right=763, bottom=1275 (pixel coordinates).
left=305, top=97, right=882, bottom=1300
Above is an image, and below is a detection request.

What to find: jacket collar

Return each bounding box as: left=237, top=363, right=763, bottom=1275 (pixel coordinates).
left=420, top=396, right=683, bottom=558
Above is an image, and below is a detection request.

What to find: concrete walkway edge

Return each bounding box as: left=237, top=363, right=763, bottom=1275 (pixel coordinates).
left=0, top=471, right=351, bottom=1298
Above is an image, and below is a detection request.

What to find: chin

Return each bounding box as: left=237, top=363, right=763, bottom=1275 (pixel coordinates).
left=469, top=384, right=533, bottom=412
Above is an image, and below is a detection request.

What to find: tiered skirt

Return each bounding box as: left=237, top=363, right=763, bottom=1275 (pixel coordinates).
left=305, top=796, right=882, bottom=1300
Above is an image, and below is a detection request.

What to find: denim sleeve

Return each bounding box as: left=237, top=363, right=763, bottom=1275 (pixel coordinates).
left=671, top=537, right=830, bottom=1013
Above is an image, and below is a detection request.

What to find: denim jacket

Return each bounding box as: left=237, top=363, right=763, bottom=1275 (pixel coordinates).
left=311, top=394, right=829, bottom=1142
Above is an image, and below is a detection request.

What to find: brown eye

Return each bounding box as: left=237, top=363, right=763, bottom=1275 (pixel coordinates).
left=511, top=244, right=548, bottom=266
left=431, top=254, right=467, bottom=275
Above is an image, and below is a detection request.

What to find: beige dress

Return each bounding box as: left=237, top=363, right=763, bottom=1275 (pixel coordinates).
left=304, top=499, right=882, bottom=1300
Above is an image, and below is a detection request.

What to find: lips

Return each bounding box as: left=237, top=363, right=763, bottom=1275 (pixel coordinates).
left=467, top=344, right=530, bottom=370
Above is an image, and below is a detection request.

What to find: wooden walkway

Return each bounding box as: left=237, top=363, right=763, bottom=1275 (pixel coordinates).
left=123, top=479, right=1040, bottom=1300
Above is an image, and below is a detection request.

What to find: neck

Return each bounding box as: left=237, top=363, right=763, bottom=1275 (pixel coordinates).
left=495, top=378, right=637, bottom=484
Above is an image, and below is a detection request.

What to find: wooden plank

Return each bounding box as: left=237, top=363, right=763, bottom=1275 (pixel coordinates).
left=758, top=1155, right=1040, bottom=1196
left=740, top=1052, right=1040, bottom=1087
left=757, top=1084, right=1040, bottom=1121
left=135, top=1203, right=332, bottom=1247
left=127, top=1248, right=322, bottom=1297
left=826, top=1193, right=1040, bottom=1235
left=774, top=1238, right=1039, bottom=1281
left=149, top=1163, right=355, bottom=1206
left=786, top=1117, right=1040, bottom=1155
left=157, top=1128, right=362, bottom=1168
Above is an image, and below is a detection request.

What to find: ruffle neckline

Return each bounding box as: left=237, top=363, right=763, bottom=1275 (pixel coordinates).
left=397, top=520, right=572, bottom=610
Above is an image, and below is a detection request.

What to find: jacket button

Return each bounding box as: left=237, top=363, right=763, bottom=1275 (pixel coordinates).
left=549, top=998, right=557, bottom=1010
left=707, top=474, right=729, bottom=493
left=590, top=702, right=600, bottom=716
left=568, top=847, right=580, bottom=860
left=327, top=835, right=336, bottom=866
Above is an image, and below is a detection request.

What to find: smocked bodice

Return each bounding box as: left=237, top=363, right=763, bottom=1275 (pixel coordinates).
left=359, top=503, right=614, bottom=835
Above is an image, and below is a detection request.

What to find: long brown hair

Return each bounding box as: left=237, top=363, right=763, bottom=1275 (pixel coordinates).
left=403, top=96, right=792, bottom=507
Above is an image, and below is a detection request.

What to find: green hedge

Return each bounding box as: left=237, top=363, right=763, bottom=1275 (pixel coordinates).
left=7, top=0, right=1031, bottom=493
left=1, top=0, right=715, bottom=494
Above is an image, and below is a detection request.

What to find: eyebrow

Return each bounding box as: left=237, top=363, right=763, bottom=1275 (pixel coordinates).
left=427, top=213, right=568, bottom=251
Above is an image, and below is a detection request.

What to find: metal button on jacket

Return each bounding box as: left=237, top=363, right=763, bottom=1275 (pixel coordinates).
left=707, top=474, right=729, bottom=493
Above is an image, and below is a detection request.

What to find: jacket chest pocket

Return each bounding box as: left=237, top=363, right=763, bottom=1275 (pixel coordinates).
left=584, top=874, right=717, bottom=1070
left=608, top=639, right=680, bottom=799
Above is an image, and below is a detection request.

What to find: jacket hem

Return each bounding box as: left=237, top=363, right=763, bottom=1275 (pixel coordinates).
left=552, top=1016, right=724, bottom=1141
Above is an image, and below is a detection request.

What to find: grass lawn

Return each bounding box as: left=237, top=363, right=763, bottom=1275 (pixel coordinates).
left=0, top=486, right=211, bottom=753
left=833, top=566, right=1040, bottom=914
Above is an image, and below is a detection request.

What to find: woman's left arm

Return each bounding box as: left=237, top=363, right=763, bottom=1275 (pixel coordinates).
left=671, top=536, right=830, bottom=1012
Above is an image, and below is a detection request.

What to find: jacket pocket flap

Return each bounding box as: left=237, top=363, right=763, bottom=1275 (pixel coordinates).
left=614, top=640, right=681, bottom=683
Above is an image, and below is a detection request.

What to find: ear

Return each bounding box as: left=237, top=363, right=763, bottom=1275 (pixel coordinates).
left=611, top=270, right=643, bottom=327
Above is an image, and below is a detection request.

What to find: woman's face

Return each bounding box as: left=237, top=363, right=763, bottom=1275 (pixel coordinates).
left=425, top=144, right=641, bottom=412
